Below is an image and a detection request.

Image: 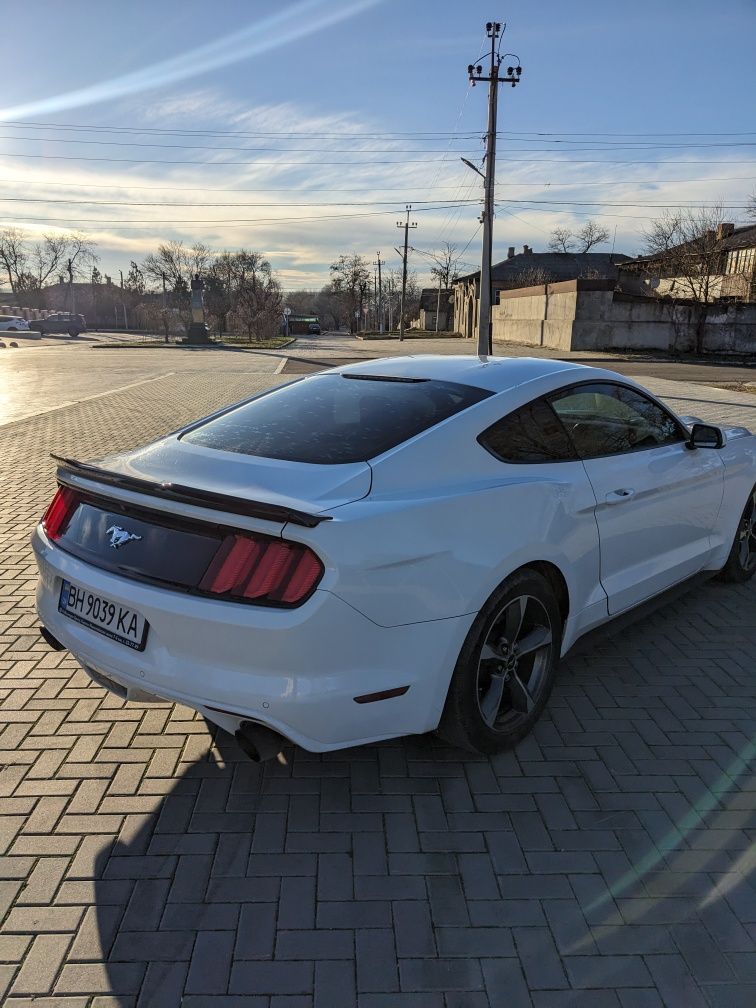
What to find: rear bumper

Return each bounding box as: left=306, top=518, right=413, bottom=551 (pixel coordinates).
left=33, top=527, right=472, bottom=752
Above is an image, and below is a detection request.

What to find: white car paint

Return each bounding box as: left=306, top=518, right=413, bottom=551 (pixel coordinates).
left=0, top=316, right=30, bottom=331
left=582, top=441, right=724, bottom=614
left=32, top=355, right=756, bottom=752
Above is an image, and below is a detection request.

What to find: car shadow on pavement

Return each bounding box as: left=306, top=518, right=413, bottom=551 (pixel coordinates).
left=80, top=576, right=756, bottom=1007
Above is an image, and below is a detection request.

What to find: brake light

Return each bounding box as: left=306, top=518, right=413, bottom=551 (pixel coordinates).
left=199, top=533, right=323, bottom=605
left=42, top=486, right=80, bottom=540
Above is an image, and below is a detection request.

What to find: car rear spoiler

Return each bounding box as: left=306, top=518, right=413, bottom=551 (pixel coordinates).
left=50, top=455, right=332, bottom=529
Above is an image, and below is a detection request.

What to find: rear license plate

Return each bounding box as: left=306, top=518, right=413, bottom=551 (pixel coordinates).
left=58, top=579, right=149, bottom=652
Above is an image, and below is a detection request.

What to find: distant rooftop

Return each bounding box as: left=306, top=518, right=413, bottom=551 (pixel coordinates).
left=455, top=248, right=632, bottom=285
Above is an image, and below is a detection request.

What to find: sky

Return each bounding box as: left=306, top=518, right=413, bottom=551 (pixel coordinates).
left=1, top=0, right=755, bottom=290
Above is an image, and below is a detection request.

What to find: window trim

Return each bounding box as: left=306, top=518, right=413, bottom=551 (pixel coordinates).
left=547, top=379, right=688, bottom=461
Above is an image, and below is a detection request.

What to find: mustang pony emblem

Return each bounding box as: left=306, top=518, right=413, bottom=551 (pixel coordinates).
left=105, top=525, right=142, bottom=549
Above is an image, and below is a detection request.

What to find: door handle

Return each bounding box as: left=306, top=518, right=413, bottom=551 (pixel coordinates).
left=605, top=488, right=635, bottom=504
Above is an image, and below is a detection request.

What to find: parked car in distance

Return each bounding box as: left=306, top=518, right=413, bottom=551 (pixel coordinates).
left=33, top=356, right=756, bottom=761
left=31, top=312, right=87, bottom=337
left=0, top=315, right=30, bottom=331
left=308, top=322, right=321, bottom=334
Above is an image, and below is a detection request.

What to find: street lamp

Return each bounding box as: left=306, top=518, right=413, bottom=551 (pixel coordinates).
left=461, top=157, right=485, bottom=180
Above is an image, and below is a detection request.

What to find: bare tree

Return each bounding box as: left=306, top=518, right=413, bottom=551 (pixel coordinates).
left=632, top=205, right=754, bottom=353
left=747, top=191, right=756, bottom=222
left=547, top=227, right=574, bottom=254
left=640, top=206, right=726, bottom=304
left=574, top=220, right=610, bottom=252
left=330, top=254, right=371, bottom=333
left=500, top=266, right=554, bottom=291
left=547, top=220, right=610, bottom=254
left=0, top=228, right=29, bottom=293
left=230, top=252, right=283, bottom=340
left=426, top=241, right=463, bottom=288
left=385, top=266, right=420, bottom=329
left=0, top=228, right=97, bottom=296
left=314, top=284, right=342, bottom=330
left=124, top=261, right=146, bottom=295
left=142, top=240, right=212, bottom=289
left=285, top=290, right=319, bottom=314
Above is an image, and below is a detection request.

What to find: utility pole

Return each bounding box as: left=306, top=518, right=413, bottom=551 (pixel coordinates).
left=467, top=23, right=522, bottom=354
left=161, top=272, right=168, bottom=343
left=67, top=259, right=75, bottom=314
left=435, top=275, right=442, bottom=333
left=373, top=252, right=383, bottom=333
left=396, top=206, right=417, bottom=341
left=118, top=269, right=127, bottom=330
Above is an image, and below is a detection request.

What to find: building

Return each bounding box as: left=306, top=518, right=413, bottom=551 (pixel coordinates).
left=412, top=287, right=454, bottom=331
left=491, top=278, right=755, bottom=354
left=618, top=223, right=756, bottom=303
left=452, top=247, right=631, bottom=339
left=285, top=314, right=321, bottom=335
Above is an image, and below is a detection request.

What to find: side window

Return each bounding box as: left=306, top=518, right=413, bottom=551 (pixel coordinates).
left=549, top=382, right=684, bottom=459
left=479, top=398, right=577, bottom=463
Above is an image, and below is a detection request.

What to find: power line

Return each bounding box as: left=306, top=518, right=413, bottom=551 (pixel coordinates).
left=0, top=175, right=750, bottom=195
left=0, top=202, right=478, bottom=228
left=0, top=196, right=481, bottom=208
left=499, top=198, right=750, bottom=208
left=492, top=202, right=737, bottom=221
left=2, top=133, right=754, bottom=152
left=0, top=152, right=477, bottom=166
left=0, top=135, right=489, bottom=153
left=2, top=150, right=752, bottom=168
left=4, top=119, right=756, bottom=138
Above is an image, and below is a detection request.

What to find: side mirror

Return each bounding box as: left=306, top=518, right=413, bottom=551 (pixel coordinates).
left=687, top=422, right=724, bottom=450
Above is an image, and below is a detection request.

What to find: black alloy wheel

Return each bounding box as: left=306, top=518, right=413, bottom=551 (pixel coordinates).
left=476, top=594, right=553, bottom=731
left=718, top=484, right=756, bottom=583
left=439, top=568, right=561, bottom=753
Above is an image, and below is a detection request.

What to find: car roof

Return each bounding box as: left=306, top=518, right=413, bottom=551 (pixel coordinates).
left=332, top=354, right=593, bottom=394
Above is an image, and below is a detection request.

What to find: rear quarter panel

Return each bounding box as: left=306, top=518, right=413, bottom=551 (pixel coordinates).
left=286, top=390, right=605, bottom=635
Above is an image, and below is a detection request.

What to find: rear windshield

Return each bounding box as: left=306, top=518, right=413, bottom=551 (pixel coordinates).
left=181, top=373, right=491, bottom=464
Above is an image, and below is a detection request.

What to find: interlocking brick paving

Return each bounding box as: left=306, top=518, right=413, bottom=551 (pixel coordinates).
left=0, top=357, right=754, bottom=1007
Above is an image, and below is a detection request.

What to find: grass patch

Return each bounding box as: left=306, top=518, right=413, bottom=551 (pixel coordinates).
left=94, top=336, right=293, bottom=350
left=357, top=330, right=461, bottom=340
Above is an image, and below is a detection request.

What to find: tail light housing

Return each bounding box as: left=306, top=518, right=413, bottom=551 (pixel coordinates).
left=199, top=533, right=323, bottom=606
left=42, top=486, right=80, bottom=540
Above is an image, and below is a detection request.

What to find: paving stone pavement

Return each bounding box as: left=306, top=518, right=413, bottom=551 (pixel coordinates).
left=0, top=363, right=754, bottom=1007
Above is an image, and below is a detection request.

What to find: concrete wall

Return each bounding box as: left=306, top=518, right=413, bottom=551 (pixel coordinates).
left=0, top=305, right=50, bottom=320
left=491, top=280, right=756, bottom=354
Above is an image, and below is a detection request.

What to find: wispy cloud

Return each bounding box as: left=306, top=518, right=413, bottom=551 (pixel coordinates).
left=0, top=0, right=383, bottom=121
left=0, top=89, right=753, bottom=289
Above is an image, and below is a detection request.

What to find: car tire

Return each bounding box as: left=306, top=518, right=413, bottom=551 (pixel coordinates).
left=438, top=568, right=562, bottom=754
left=8, top=327, right=16, bottom=331
left=68, top=328, right=78, bottom=337
left=716, top=484, right=756, bottom=583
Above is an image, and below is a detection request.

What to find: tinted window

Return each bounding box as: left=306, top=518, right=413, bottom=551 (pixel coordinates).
left=479, top=399, right=577, bottom=463
left=549, top=382, right=684, bottom=459
left=182, top=373, right=492, bottom=464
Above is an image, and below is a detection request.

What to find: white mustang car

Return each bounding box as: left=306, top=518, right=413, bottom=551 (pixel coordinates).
left=33, top=357, right=756, bottom=759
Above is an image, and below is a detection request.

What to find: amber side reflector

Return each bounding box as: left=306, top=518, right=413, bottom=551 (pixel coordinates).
left=353, top=686, right=410, bottom=704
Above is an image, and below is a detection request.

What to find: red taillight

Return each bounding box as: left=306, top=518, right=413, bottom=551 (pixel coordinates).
left=199, top=533, right=323, bottom=606
left=42, top=486, right=80, bottom=540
